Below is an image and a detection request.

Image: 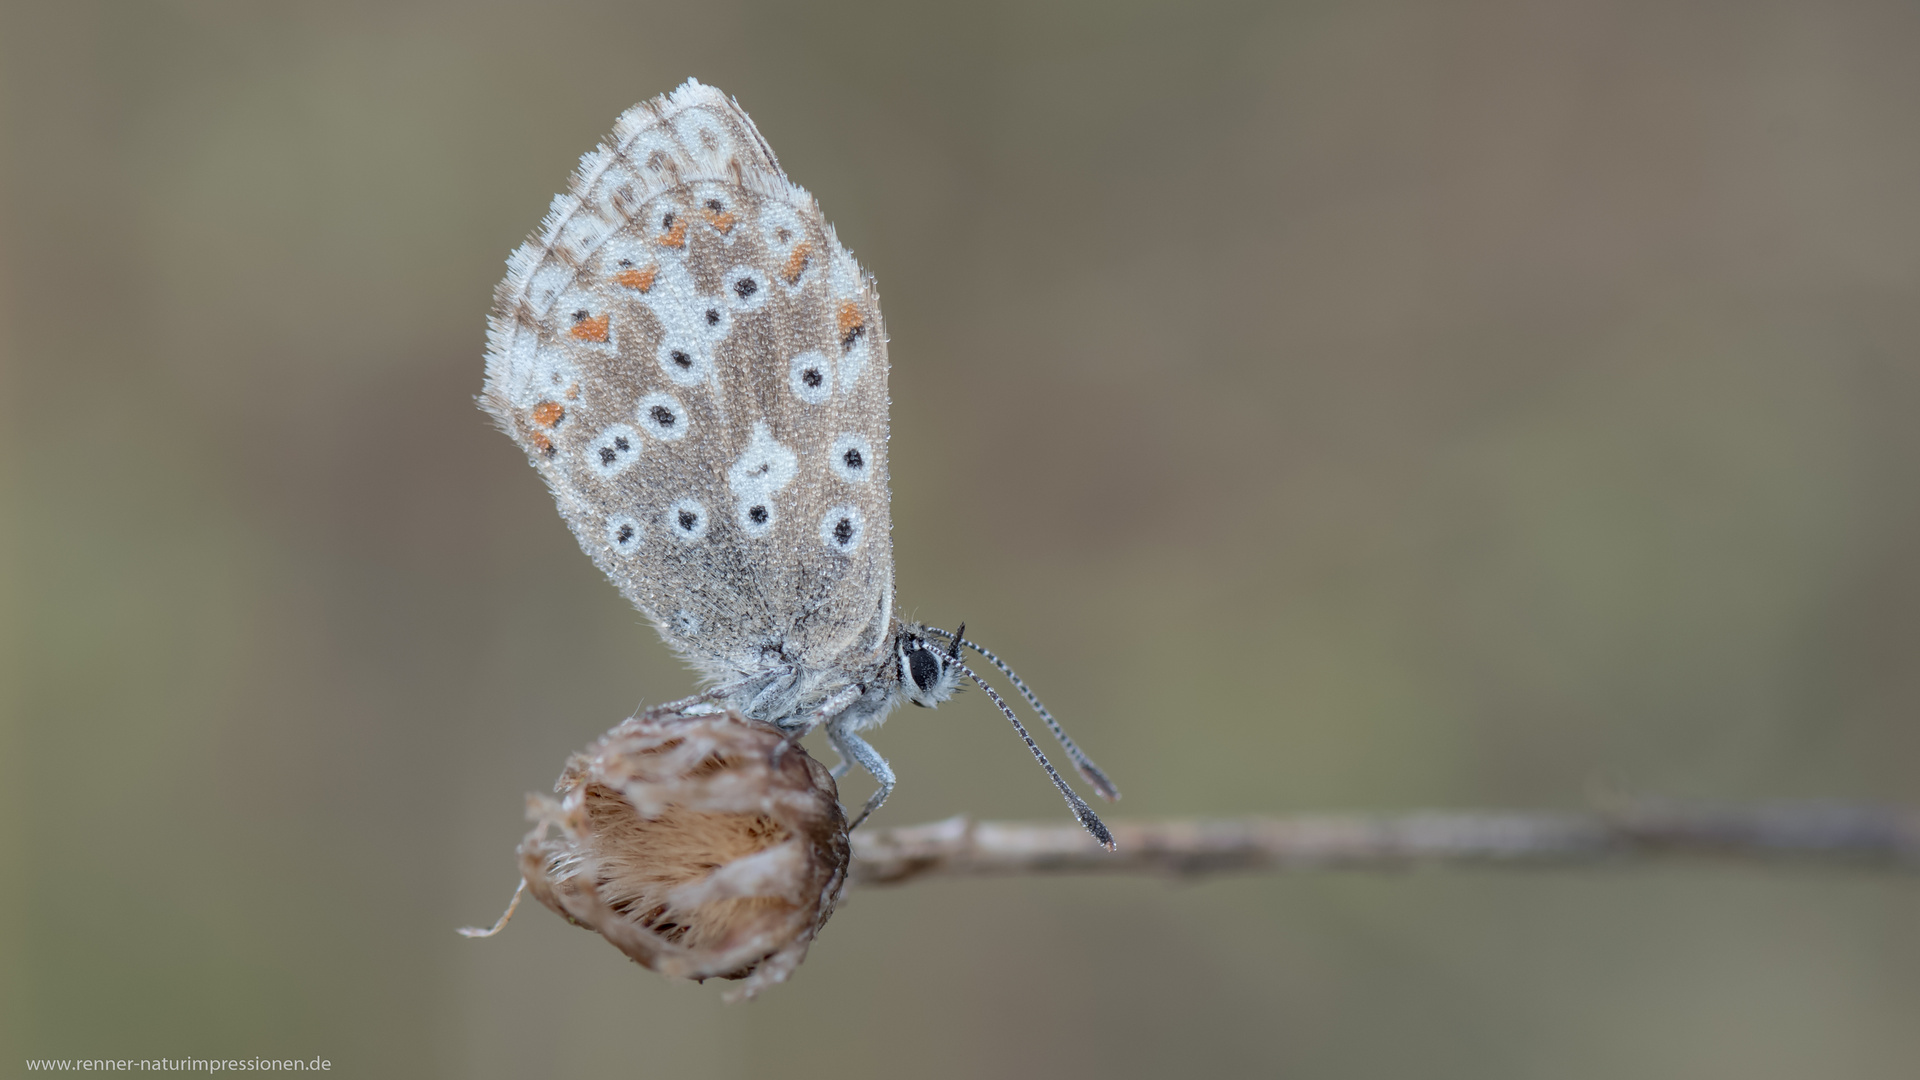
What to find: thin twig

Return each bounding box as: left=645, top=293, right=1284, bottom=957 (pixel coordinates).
left=850, top=803, right=1920, bottom=885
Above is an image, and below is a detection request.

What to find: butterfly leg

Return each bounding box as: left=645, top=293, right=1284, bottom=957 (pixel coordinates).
left=638, top=675, right=757, bottom=722
left=827, top=719, right=895, bottom=830
left=769, top=684, right=861, bottom=769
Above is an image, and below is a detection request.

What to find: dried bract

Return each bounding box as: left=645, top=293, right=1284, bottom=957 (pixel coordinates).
left=519, top=704, right=849, bottom=999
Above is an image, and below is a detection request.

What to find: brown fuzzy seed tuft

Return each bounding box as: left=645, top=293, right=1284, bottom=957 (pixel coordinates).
left=518, top=705, right=849, bottom=999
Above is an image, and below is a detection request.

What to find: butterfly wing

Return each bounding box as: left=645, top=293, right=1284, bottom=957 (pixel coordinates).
left=482, top=80, right=895, bottom=681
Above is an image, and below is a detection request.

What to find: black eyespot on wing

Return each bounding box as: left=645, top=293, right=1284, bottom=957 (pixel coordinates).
left=734, top=276, right=758, bottom=299
left=802, top=367, right=823, bottom=388
left=573, top=309, right=589, bottom=321
left=843, top=447, right=863, bottom=470
left=706, top=198, right=723, bottom=211
left=650, top=405, right=675, bottom=426
left=705, top=308, right=721, bottom=325
left=841, top=323, right=865, bottom=350
left=671, top=350, right=692, bottom=368
left=617, top=258, right=633, bottom=267
left=666, top=499, right=708, bottom=541
left=599, top=446, right=617, bottom=465
left=819, top=504, right=862, bottom=550
left=613, top=436, right=630, bottom=452
left=748, top=505, right=768, bottom=525
left=615, top=524, right=635, bottom=544
left=662, top=211, right=675, bottom=228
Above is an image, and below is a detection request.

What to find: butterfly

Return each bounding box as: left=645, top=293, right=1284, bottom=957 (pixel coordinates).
left=481, top=79, right=1117, bottom=847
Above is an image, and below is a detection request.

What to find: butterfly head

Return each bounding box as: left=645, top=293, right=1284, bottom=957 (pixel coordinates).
left=898, top=623, right=966, bottom=708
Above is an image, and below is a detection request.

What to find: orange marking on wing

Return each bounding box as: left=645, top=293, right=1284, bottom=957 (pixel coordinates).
left=705, top=209, right=738, bottom=234
left=570, top=314, right=610, bottom=342
left=564, top=383, right=580, bottom=401
left=782, top=243, right=812, bottom=285
left=837, top=301, right=864, bottom=340
left=657, top=219, right=688, bottom=248
left=528, top=431, right=553, bottom=455
left=615, top=265, right=657, bottom=292
left=531, top=400, right=565, bottom=428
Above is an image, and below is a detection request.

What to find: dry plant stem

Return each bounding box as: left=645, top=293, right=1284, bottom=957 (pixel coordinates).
left=849, top=804, right=1920, bottom=885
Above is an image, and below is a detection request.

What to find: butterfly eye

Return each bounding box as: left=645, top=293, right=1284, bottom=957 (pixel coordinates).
left=906, top=644, right=944, bottom=694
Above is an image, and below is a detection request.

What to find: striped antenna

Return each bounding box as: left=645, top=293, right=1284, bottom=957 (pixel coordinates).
left=954, top=660, right=1115, bottom=850
left=926, top=628, right=1120, bottom=801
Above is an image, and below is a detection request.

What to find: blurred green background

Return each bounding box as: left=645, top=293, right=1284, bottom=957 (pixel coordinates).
left=5, top=1, right=1918, bottom=1076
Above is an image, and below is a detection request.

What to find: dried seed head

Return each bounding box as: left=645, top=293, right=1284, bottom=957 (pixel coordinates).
left=518, top=704, right=849, bottom=999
